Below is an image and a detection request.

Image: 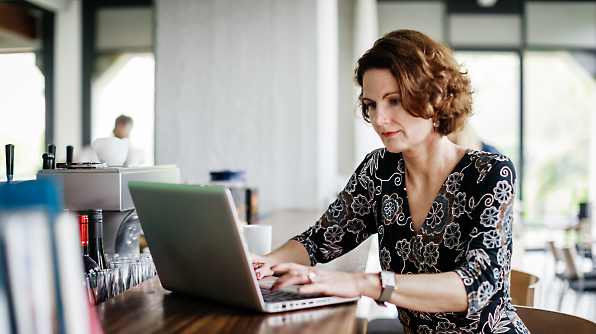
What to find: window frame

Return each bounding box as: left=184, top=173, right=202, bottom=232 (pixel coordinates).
left=9, top=0, right=55, bottom=147
left=81, top=0, right=153, bottom=146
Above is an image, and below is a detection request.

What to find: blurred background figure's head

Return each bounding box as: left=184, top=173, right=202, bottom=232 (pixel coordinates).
left=113, top=115, right=133, bottom=139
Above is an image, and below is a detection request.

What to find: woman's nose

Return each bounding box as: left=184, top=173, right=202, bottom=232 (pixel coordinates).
left=373, top=105, right=389, bottom=126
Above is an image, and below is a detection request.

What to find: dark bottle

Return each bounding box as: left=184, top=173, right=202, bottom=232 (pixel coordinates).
left=66, top=146, right=74, bottom=163
left=5, top=144, right=14, bottom=183
left=42, top=153, right=54, bottom=170
left=79, top=214, right=99, bottom=273
left=79, top=215, right=89, bottom=255
left=47, top=144, right=56, bottom=169
left=88, top=209, right=108, bottom=270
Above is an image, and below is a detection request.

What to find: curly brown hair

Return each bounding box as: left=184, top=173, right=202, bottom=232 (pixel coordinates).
left=355, top=30, right=473, bottom=136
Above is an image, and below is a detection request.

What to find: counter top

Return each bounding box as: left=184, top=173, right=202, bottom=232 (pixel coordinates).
left=97, top=209, right=372, bottom=333
left=98, top=276, right=359, bottom=334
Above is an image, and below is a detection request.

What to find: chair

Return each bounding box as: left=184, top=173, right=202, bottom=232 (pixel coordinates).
left=363, top=318, right=404, bottom=334
left=556, top=246, right=596, bottom=311
left=559, top=247, right=596, bottom=285
left=546, top=242, right=596, bottom=283
left=510, top=270, right=540, bottom=307
left=545, top=241, right=567, bottom=279
left=515, top=305, right=596, bottom=334
left=578, top=218, right=594, bottom=260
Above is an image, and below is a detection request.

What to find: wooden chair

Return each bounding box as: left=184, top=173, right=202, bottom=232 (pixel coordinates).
left=510, top=269, right=540, bottom=307
left=515, top=305, right=596, bottom=334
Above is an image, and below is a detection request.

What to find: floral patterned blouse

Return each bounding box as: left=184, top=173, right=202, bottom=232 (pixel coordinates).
left=292, top=149, right=530, bottom=334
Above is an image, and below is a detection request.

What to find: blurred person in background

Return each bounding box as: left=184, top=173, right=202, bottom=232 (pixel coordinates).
left=112, top=115, right=133, bottom=139
left=250, top=30, right=527, bottom=334
left=448, top=123, right=500, bottom=154
left=75, top=115, right=134, bottom=163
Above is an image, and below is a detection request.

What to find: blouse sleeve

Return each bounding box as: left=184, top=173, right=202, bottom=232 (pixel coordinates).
left=291, top=150, right=381, bottom=266
left=454, top=155, right=517, bottom=317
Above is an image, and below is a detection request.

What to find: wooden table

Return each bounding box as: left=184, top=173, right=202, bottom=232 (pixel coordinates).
left=98, top=210, right=373, bottom=333
left=98, top=276, right=359, bottom=334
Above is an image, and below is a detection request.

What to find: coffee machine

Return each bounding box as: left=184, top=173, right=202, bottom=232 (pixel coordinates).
left=37, top=165, right=180, bottom=254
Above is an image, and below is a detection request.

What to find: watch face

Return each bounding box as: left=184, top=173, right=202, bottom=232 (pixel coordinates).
left=381, top=271, right=396, bottom=288
left=378, top=271, right=396, bottom=303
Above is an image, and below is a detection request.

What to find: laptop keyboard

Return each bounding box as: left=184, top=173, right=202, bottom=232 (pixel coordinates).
left=260, top=287, right=323, bottom=302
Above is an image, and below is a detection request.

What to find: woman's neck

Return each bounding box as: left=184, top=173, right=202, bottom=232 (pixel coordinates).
left=402, top=136, right=464, bottom=188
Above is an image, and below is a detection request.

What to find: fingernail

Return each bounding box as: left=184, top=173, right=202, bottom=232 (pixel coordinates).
left=256, top=272, right=261, bottom=279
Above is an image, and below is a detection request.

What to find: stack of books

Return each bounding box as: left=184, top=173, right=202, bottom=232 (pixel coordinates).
left=0, top=180, right=103, bottom=334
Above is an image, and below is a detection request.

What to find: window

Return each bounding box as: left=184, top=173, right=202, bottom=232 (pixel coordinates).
left=454, top=51, right=521, bottom=167
left=523, top=51, right=595, bottom=222
left=92, top=53, right=155, bottom=165
left=83, top=3, right=154, bottom=165
left=0, top=53, right=45, bottom=179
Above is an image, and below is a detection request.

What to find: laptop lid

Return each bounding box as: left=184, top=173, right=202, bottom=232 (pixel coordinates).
left=128, top=181, right=265, bottom=311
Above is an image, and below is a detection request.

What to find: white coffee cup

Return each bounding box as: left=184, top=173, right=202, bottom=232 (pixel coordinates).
left=243, top=225, right=272, bottom=256
left=125, top=148, right=145, bottom=167
left=93, top=137, right=129, bottom=166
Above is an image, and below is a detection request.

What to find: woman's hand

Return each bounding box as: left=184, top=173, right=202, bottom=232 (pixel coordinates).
left=270, top=262, right=381, bottom=299
left=249, top=240, right=313, bottom=280
left=250, top=253, right=277, bottom=280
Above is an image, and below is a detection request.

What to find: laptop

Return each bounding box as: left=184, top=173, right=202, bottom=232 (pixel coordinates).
left=128, top=181, right=359, bottom=313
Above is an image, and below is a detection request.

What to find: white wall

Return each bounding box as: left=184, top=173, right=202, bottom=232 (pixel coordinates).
left=154, top=0, right=341, bottom=215
left=353, top=0, right=382, bottom=168
left=450, top=14, right=521, bottom=47
left=337, top=0, right=356, bottom=177
left=316, top=0, right=340, bottom=205
left=53, top=0, right=82, bottom=162
left=337, top=0, right=383, bottom=179
left=527, top=2, right=596, bottom=48
left=96, top=7, right=153, bottom=51
left=377, top=1, right=444, bottom=41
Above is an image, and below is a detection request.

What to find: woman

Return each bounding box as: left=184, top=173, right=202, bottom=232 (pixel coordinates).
left=251, top=30, right=529, bottom=334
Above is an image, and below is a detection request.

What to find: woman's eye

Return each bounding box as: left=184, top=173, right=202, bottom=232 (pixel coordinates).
left=366, top=102, right=376, bottom=109
left=390, top=99, right=400, bottom=105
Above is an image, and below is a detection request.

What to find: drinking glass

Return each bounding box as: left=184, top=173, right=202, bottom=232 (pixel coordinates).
left=105, top=253, right=120, bottom=268
left=84, top=275, right=96, bottom=305
left=111, top=259, right=132, bottom=291
left=86, top=271, right=107, bottom=304
left=104, top=268, right=125, bottom=299
left=129, top=262, right=141, bottom=287
left=104, top=268, right=114, bottom=299
left=112, top=266, right=125, bottom=295
left=140, top=255, right=154, bottom=282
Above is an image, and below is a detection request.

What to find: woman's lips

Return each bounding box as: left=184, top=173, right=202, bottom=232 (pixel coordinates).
left=382, top=131, right=399, bottom=138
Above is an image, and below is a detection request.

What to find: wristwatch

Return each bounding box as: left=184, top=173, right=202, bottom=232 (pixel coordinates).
left=376, top=271, right=396, bottom=305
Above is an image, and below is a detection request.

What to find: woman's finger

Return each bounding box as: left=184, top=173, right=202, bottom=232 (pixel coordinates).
left=254, top=269, right=263, bottom=279
left=271, top=270, right=312, bottom=291
left=252, top=262, right=263, bottom=270
left=270, top=262, right=302, bottom=275
left=271, top=274, right=308, bottom=290
left=254, top=265, right=274, bottom=279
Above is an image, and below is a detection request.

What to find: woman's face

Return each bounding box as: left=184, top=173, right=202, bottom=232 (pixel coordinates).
left=362, top=68, right=435, bottom=154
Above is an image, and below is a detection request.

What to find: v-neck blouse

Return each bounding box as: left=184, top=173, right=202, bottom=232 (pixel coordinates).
left=402, top=149, right=471, bottom=236
left=292, top=148, right=530, bottom=334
